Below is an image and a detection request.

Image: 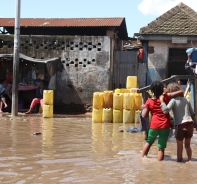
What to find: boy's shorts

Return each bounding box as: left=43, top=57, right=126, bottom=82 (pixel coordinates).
left=147, top=128, right=170, bottom=149
left=175, top=122, right=194, bottom=141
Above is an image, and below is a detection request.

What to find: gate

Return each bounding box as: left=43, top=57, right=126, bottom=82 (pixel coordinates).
left=113, top=50, right=138, bottom=89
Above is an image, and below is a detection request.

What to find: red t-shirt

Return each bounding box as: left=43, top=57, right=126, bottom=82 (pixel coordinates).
left=144, top=94, right=171, bottom=129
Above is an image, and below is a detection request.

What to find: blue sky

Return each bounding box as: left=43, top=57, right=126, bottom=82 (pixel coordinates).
left=1, top=0, right=196, bottom=37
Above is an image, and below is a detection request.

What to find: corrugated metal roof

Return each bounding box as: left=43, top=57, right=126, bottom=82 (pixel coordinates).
left=0, top=18, right=125, bottom=27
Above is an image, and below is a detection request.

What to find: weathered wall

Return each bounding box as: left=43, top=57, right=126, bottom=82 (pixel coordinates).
left=147, top=40, right=197, bottom=84
left=0, top=35, right=111, bottom=112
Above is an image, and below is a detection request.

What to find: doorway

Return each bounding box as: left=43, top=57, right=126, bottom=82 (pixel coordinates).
left=167, top=48, right=188, bottom=84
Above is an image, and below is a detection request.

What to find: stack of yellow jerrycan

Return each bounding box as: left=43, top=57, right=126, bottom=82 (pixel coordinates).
left=123, top=93, right=135, bottom=124
left=127, top=76, right=142, bottom=124
left=102, top=90, right=113, bottom=123
left=43, top=90, right=54, bottom=118
left=92, top=92, right=103, bottom=123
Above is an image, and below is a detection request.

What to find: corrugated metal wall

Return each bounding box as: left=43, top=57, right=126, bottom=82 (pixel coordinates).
left=113, top=51, right=138, bottom=89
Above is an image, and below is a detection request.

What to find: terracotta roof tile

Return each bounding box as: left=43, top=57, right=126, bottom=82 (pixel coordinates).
left=140, top=2, right=197, bottom=35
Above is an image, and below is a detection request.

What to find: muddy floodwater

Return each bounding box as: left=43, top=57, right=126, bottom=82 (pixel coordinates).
left=1, top=113, right=197, bottom=183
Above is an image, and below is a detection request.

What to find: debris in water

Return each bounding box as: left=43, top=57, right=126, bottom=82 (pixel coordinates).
left=32, top=132, right=42, bottom=135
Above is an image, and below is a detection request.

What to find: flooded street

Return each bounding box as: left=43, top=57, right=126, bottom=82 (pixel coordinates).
left=0, top=113, right=197, bottom=183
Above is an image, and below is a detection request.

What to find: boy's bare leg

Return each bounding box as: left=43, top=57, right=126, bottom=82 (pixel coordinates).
left=176, top=139, right=183, bottom=162
left=141, top=142, right=152, bottom=157
left=185, top=138, right=192, bottom=162
left=1, top=97, right=7, bottom=108
left=158, top=148, right=165, bottom=161
left=0, top=102, right=2, bottom=112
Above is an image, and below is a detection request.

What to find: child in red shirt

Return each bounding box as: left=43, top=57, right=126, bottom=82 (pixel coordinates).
left=141, top=81, right=183, bottom=161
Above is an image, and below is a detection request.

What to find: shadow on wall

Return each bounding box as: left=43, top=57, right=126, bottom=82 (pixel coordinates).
left=53, top=67, right=87, bottom=114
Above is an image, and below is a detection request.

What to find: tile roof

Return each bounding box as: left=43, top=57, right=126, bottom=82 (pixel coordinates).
left=0, top=18, right=125, bottom=27
left=140, top=2, right=197, bottom=35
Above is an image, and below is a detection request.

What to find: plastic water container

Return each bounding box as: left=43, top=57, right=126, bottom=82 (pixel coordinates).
left=130, top=88, right=139, bottom=93
left=123, top=93, right=135, bottom=110
left=126, top=76, right=137, bottom=89
left=115, top=88, right=130, bottom=93
left=113, top=93, right=123, bottom=110
left=92, top=108, right=103, bottom=123
left=103, top=90, right=113, bottom=108
left=43, top=105, right=53, bottom=118
left=93, top=92, right=104, bottom=109
left=134, top=93, right=142, bottom=110
left=102, top=108, right=113, bottom=123
left=43, top=90, right=54, bottom=105
left=123, top=109, right=135, bottom=124
left=135, top=110, right=141, bottom=124
left=113, top=109, right=123, bottom=123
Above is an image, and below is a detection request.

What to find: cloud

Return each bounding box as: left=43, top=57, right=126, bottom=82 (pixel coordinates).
left=138, top=0, right=197, bottom=16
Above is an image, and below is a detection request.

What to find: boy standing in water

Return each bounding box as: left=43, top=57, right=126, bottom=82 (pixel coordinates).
left=160, top=83, right=197, bottom=162
left=141, top=81, right=183, bottom=161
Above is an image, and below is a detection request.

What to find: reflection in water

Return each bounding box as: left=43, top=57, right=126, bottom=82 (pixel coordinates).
left=42, top=118, right=54, bottom=155
left=0, top=114, right=197, bottom=183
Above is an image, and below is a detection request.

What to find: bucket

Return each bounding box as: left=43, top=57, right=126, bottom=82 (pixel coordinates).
left=123, top=109, right=134, bottom=124
left=43, top=90, right=54, bottom=105
left=113, top=109, right=123, bottom=123
left=102, top=108, right=113, bottom=123
left=92, top=108, right=103, bottom=123
left=126, top=76, right=137, bottom=89
left=93, top=92, right=104, bottom=109
left=123, top=93, right=135, bottom=110
left=113, top=93, right=123, bottom=110
left=43, top=105, right=53, bottom=118
left=103, top=90, right=113, bottom=108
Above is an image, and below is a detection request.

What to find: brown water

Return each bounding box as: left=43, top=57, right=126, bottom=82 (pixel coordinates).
left=0, top=113, right=197, bottom=184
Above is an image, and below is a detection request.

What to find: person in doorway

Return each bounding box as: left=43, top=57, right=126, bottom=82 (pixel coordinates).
left=25, top=80, right=48, bottom=114
left=0, top=79, right=8, bottom=112
left=141, top=81, right=184, bottom=161
left=160, top=83, right=197, bottom=162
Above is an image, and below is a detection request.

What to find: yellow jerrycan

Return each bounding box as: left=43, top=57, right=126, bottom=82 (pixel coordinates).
left=115, top=88, right=130, bottom=93
left=102, top=108, right=113, bottom=123
left=43, top=90, right=54, bottom=105
left=134, top=93, right=142, bottom=110
left=123, top=93, right=135, bottom=110
left=126, top=76, right=137, bottom=89
left=43, top=105, right=53, bottom=118
left=103, top=90, right=113, bottom=108
left=113, top=109, right=123, bottom=123
left=113, top=93, right=123, bottom=110
left=134, top=110, right=141, bottom=124
left=92, top=108, right=103, bottom=123
left=93, top=92, right=104, bottom=109
left=123, top=109, right=134, bottom=124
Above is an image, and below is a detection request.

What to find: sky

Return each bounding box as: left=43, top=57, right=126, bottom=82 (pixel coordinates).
left=1, top=0, right=197, bottom=37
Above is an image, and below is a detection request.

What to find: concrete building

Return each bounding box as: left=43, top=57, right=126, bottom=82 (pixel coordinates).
left=139, top=2, right=197, bottom=84
left=0, top=18, right=131, bottom=113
